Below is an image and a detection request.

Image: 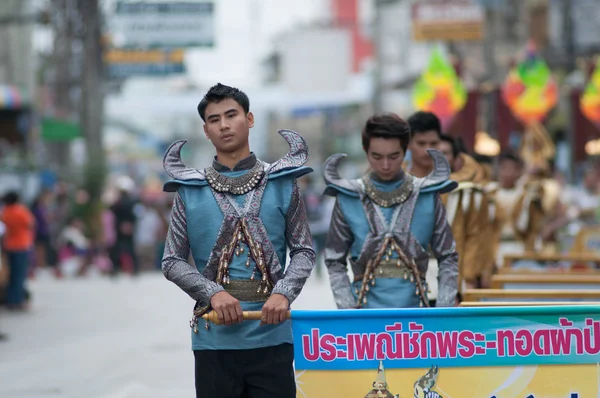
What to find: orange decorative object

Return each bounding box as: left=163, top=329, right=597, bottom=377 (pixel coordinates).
left=412, top=47, right=467, bottom=129
left=580, top=59, right=600, bottom=127
left=502, top=41, right=558, bottom=124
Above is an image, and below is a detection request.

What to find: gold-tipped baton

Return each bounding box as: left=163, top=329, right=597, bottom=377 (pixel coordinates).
left=201, top=310, right=292, bottom=325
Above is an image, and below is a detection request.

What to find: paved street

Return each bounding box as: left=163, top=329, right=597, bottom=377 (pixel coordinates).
left=0, top=268, right=335, bottom=398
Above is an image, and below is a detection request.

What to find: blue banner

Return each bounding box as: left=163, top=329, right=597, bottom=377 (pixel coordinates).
left=291, top=306, right=600, bottom=371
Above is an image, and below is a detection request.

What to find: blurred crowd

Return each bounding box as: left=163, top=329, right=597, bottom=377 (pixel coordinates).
left=0, top=177, right=174, bottom=314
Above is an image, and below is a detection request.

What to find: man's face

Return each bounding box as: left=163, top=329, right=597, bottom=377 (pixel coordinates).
left=498, top=159, right=523, bottom=188
left=366, top=137, right=405, bottom=181
left=203, top=98, right=253, bottom=154
left=408, top=131, right=440, bottom=170
left=438, top=140, right=456, bottom=171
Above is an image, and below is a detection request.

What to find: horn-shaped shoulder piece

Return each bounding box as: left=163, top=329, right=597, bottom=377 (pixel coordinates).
left=323, top=153, right=361, bottom=194
left=266, top=130, right=309, bottom=174
left=163, top=140, right=205, bottom=181
left=414, top=149, right=456, bottom=192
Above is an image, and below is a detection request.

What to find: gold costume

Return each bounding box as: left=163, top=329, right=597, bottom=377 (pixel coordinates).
left=485, top=123, right=561, bottom=269
left=486, top=174, right=561, bottom=269
left=440, top=154, right=490, bottom=288
left=520, top=122, right=556, bottom=173
left=515, top=175, right=562, bottom=252
left=515, top=122, right=562, bottom=254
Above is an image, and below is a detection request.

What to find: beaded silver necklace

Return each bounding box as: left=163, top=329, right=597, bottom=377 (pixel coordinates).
left=362, top=173, right=413, bottom=208
left=204, top=161, right=265, bottom=195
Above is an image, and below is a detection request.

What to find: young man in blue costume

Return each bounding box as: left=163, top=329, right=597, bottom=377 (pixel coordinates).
left=161, top=83, right=316, bottom=398
left=324, top=113, right=458, bottom=309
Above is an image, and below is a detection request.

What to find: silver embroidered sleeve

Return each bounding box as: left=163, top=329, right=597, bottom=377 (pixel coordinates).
left=273, top=180, right=316, bottom=303
left=430, top=194, right=459, bottom=307
left=324, top=199, right=356, bottom=309
left=162, top=192, right=224, bottom=303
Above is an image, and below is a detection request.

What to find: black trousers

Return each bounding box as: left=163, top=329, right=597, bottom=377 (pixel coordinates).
left=109, top=239, right=139, bottom=274
left=194, top=343, right=296, bottom=398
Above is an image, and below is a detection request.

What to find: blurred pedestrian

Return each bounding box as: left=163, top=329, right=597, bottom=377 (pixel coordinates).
left=0, top=219, right=8, bottom=341
left=0, top=191, right=35, bottom=311
left=109, top=177, right=139, bottom=276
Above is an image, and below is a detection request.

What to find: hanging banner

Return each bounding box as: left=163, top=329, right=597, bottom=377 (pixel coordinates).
left=292, top=306, right=600, bottom=397
left=109, top=1, right=215, bottom=49
left=104, top=48, right=186, bottom=78
left=412, top=0, right=484, bottom=42
left=412, top=47, right=467, bottom=130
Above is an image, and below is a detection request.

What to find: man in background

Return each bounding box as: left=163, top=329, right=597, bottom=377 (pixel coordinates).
left=0, top=192, right=35, bottom=311
left=405, top=111, right=442, bottom=178
left=109, top=176, right=139, bottom=276
left=437, top=134, right=490, bottom=291
left=0, top=219, right=7, bottom=341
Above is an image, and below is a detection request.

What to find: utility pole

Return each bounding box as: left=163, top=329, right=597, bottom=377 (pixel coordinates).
left=77, top=0, right=106, bottom=241
left=483, top=6, right=497, bottom=138
left=79, top=0, right=106, bottom=209
left=49, top=0, right=75, bottom=171
left=372, top=0, right=385, bottom=114
left=562, top=0, right=575, bottom=73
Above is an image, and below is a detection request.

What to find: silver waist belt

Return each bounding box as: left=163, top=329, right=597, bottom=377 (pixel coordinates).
left=224, top=279, right=270, bottom=302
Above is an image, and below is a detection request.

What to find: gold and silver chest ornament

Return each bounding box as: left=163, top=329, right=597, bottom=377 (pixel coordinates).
left=191, top=217, right=272, bottom=333
left=204, top=161, right=265, bottom=195
left=356, top=235, right=429, bottom=308
left=216, top=217, right=271, bottom=291
left=362, top=174, right=413, bottom=208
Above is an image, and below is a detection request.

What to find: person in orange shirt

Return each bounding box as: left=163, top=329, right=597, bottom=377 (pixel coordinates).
left=0, top=191, right=34, bottom=310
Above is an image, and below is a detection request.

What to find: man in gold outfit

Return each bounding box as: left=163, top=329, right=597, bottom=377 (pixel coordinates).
left=437, top=134, right=490, bottom=291
left=486, top=151, right=562, bottom=272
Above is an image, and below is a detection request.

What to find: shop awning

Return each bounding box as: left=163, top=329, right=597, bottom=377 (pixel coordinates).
left=0, top=85, right=27, bottom=109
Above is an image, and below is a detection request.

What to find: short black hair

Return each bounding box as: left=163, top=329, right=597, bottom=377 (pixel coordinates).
left=439, top=133, right=459, bottom=158
left=472, top=153, right=493, bottom=165
left=2, top=191, right=19, bottom=205
left=197, top=83, right=250, bottom=122
left=454, top=136, right=468, bottom=154
left=362, top=113, right=411, bottom=152
left=499, top=151, right=523, bottom=167
left=407, top=111, right=442, bottom=138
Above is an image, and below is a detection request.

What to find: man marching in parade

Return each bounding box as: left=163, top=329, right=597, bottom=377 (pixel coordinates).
left=437, top=133, right=490, bottom=290
left=324, top=112, right=458, bottom=309
left=161, top=83, right=316, bottom=398
left=487, top=151, right=561, bottom=270
left=405, top=111, right=490, bottom=301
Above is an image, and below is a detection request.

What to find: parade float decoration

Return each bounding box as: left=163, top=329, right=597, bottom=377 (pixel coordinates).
left=502, top=41, right=557, bottom=172
left=412, top=47, right=467, bottom=130
left=580, top=59, right=600, bottom=128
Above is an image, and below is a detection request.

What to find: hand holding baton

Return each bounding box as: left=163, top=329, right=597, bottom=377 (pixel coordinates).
left=202, top=310, right=292, bottom=325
